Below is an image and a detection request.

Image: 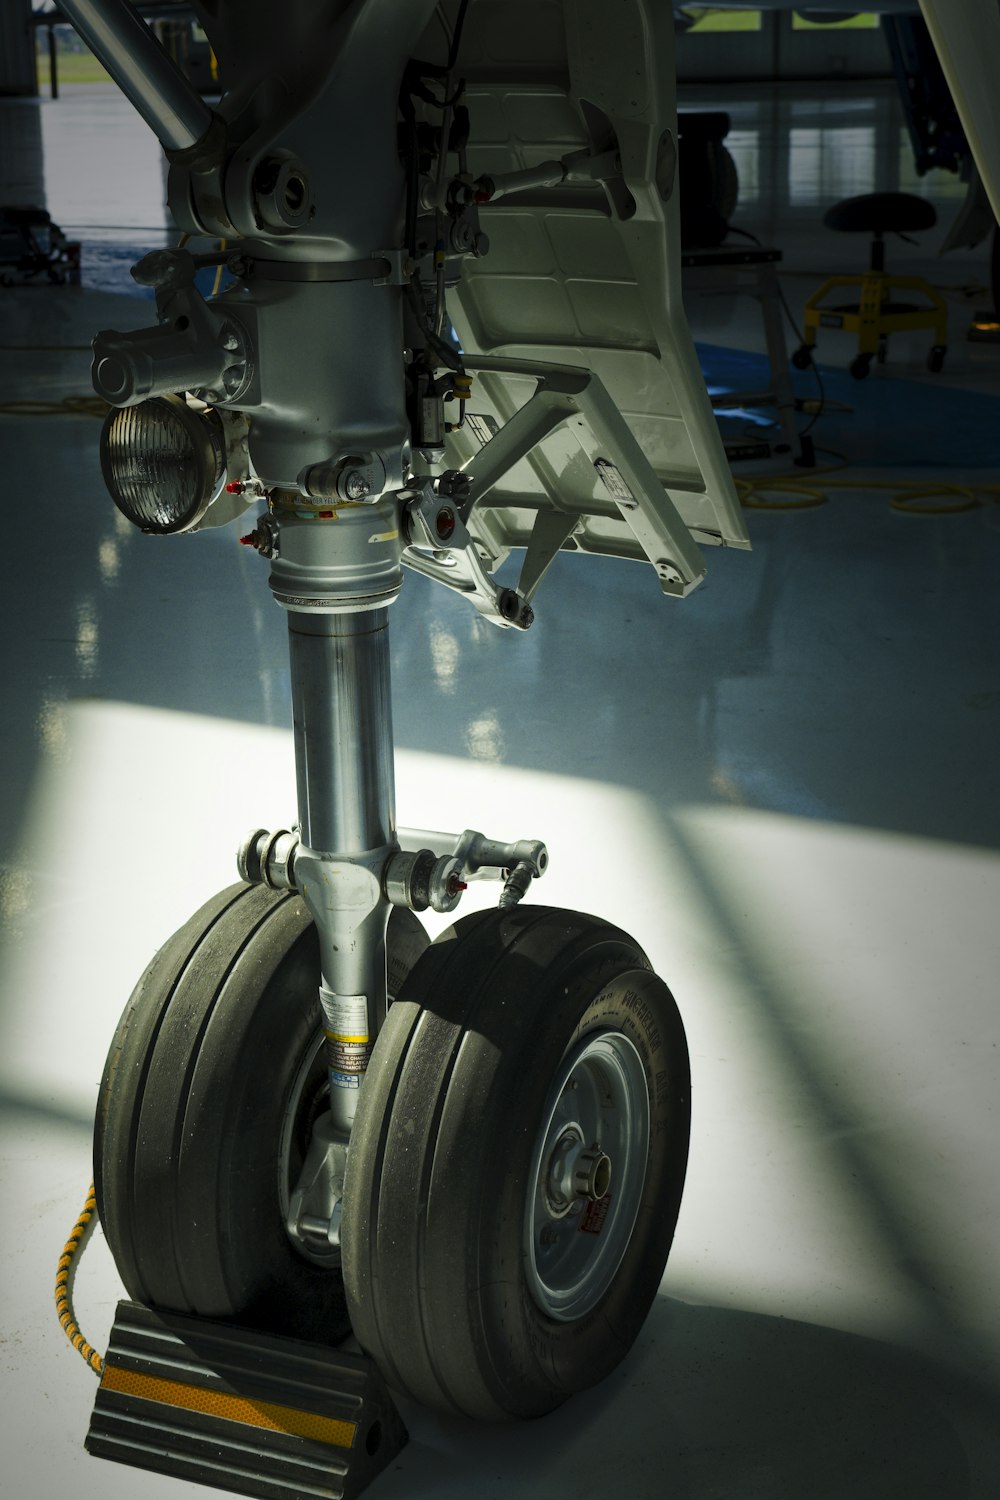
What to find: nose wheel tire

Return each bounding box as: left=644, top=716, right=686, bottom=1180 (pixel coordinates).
left=340, top=905, right=691, bottom=1421
left=93, top=882, right=428, bottom=1344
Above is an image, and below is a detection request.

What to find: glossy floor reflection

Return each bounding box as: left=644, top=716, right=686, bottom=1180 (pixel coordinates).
left=1, top=80, right=999, bottom=1500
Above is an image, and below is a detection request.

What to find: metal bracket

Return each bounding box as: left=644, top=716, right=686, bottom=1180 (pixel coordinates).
left=517, top=509, right=581, bottom=602
left=240, top=824, right=548, bottom=917
left=391, top=827, right=549, bottom=912
left=373, top=248, right=411, bottom=286
left=401, top=477, right=534, bottom=628
left=474, top=145, right=623, bottom=202
left=286, top=1112, right=347, bottom=1263
left=457, top=356, right=707, bottom=599
left=92, top=247, right=257, bottom=408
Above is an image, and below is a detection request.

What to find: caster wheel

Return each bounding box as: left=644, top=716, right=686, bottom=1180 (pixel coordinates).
left=791, top=344, right=813, bottom=370
left=342, top=905, right=691, bottom=1421
left=927, top=344, right=946, bottom=373
left=94, top=882, right=428, bottom=1342
left=850, top=353, right=872, bottom=380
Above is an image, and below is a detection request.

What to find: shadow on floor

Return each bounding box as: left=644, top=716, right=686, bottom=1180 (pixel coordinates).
left=381, top=1296, right=998, bottom=1500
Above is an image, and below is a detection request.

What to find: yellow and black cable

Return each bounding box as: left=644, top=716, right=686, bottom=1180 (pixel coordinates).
left=55, top=1182, right=104, bottom=1377
left=736, top=464, right=1000, bottom=515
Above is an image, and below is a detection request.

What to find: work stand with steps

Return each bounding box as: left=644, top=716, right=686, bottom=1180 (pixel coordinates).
left=682, top=242, right=811, bottom=467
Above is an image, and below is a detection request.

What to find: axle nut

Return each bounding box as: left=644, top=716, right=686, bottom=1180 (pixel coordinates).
left=252, top=154, right=312, bottom=232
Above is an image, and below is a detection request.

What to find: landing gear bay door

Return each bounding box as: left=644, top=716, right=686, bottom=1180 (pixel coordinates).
left=418, top=0, right=750, bottom=604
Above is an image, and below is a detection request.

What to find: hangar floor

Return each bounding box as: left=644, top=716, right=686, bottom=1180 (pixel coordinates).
left=1, top=78, right=998, bottom=1500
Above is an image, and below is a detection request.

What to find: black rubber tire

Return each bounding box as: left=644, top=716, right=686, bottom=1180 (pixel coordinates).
left=94, top=881, right=428, bottom=1343
left=707, top=141, right=739, bottom=222
left=791, top=344, right=813, bottom=370
left=850, top=353, right=872, bottom=380
left=341, top=905, right=691, bottom=1422
left=927, top=344, right=946, bottom=373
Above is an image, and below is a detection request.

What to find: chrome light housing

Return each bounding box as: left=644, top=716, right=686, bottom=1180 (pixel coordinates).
left=99, top=395, right=226, bottom=534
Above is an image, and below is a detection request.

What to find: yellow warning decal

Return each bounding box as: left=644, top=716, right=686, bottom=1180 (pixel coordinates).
left=101, top=1363, right=357, bottom=1449
left=324, top=1029, right=369, bottom=1044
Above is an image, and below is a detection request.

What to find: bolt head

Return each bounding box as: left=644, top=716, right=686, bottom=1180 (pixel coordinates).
left=343, top=470, right=371, bottom=501
left=435, top=506, right=456, bottom=540
left=435, top=469, right=471, bottom=499
left=499, top=589, right=520, bottom=622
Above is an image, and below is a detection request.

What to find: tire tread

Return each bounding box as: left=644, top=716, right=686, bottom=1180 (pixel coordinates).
left=341, top=905, right=677, bottom=1421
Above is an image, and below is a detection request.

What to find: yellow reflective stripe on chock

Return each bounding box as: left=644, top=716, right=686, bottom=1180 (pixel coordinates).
left=100, top=1363, right=357, bottom=1448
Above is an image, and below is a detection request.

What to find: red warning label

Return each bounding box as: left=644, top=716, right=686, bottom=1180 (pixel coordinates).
left=579, top=1194, right=612, bottom=1236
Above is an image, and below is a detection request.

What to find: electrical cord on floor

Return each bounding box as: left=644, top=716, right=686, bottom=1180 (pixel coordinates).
left=735, top=446, right=848, bottom=508
left=736, top=474, right=829, bottom=509
left=736, top=468, right=1000, bottom=514
left=55, top=1183, right=104, bottom=1377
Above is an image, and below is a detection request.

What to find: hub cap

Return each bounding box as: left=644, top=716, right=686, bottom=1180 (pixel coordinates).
left=525, top=1030, right=650, bottom=1321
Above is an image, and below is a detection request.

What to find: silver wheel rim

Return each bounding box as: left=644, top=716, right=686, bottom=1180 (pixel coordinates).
left=525, top=1029, right=650, bottom=1321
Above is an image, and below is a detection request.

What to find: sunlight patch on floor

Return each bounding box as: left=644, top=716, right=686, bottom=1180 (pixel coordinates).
left=1, top=700, right=998, bottom=1381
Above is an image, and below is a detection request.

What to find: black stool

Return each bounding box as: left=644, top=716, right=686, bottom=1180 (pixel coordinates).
left=793, top=191, right=947, bottom=378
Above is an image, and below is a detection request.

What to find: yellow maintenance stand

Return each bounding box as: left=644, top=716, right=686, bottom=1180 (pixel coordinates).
left=793, top=191, right=948, bottom=380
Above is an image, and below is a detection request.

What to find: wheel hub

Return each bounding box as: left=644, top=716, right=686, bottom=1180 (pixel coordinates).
left=525, top=1030, right=650, bottom=1322
left=544, top=1126, right=613, bottom=1216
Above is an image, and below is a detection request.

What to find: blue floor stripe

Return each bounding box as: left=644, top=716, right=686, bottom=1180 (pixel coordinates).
left=697, top=342, right=1000, bottom=468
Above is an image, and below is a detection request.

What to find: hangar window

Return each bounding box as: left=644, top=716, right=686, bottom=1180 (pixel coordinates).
left=681, top=8, right=763, bottom=32
left=792, top=12, right=880, bottom=29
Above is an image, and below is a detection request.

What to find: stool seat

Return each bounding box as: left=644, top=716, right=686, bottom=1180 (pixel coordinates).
left=798, top=191, right=948, bottom=377
left=823, top=192, right=937, bottom=236
left=677, top=111, right=731, bottom=142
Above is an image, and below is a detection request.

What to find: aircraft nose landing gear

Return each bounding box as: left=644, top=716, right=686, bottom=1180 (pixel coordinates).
left=54, top=0, right=707, bottom=1491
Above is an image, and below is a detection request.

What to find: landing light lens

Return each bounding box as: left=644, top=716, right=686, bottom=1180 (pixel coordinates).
left=99, top=395, right=225, bottom=534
